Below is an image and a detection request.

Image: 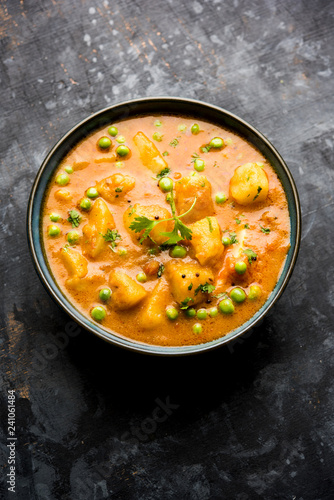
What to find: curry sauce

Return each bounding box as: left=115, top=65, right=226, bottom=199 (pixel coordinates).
left=42, top=115, right=290, bottom=346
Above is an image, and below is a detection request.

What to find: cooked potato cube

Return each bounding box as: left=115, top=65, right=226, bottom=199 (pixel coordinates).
left=109, top=271, right=147, bottom=310
left=96, top=173, right=135, bottom=203
left=133, top=131, right=168, bottom=174
left=174, top=174, right=214, bottom=223
left=82, top=199, right=116, bottom=258
left=60, top=247, right=88, bottom=288
left=137, top=278, right=171, bottom=329
left=229, top=163, right=269, bottom=205
left=188, top=216, right=223, bottom=266
left=165, top=260, right=214, bottom=306
left=123, top=204, right=173, bottom=246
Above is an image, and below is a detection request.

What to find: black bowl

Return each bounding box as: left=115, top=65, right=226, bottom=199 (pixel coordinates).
left=27, top=97, right=301, bottom=355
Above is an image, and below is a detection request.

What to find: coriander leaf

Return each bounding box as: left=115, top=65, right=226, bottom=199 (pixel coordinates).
left=115, top=187, right=123, bottom=192
left=128, top=205, right=136, bottom=216
left=206, top=217, right=213, bottom=233
left=180, top=297, right=194, bottom=309
left=191, top=152, right=200, bottom=163
left=229, top=232, right=238, bottom=244
left=169, top=137, right=180, bottom=148
left=156, top=167, right=171, bottom=180
left=159, top=225, right=184, bottom=246
left=243, top=248, right=257, bottom=263
left=129, top=216, right=160, bottom=244
left=101, top=228, right=122, bottom=252
left=67, top=210, right=81, bottom=228
left=244, top=223, right=250, bottom=229
left=162, top=151, right=169, bottom=156
left=157, top=263, right=165, bottom=278
left=212, top=292, right=228, bottom=300
left=253, top=186, right=262, bottom=201
left=201, top=145, right=211, bottom=153
left=235, top=218, right=241, bottom=225
left=188, top=283, right=193, bottom=291
left=260, top=225, right=270, bottom=234
left=195, top=282, right=216, bottom=295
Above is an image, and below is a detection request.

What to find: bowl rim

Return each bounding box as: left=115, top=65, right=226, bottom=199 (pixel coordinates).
left=27, top=96, right=301, bottom=356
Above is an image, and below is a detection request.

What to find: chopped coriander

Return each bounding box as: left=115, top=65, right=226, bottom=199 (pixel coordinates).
left=201, top=145, right=211, bottom=153
left=212, top=292, right=228, bottom=300
left=235, top=218, right=241, bottom=225
left=229, top=232, right=238, bottom=244
left=162, top=151, right=169, bottom=156
left=148, top=248, right=157, bottom=255
left=115, top=187, right=123, bottom=193
left=156, top=167, right=171, bottom=180
left=191, top=152, right=200, bottom=163
left=180, top=297, right=194, bottom=309
left=128, top=206, right=136, bottom=216
left=169, top=137, right=180, bottom=148
left=157, top=263, right=165, bottom=278
left=206, top=217, right=213, bottom=233
left=102, top=228, right=122, bottom=252
left=67, top=210, right=81, bottom=228
left=260, top=225, right=271, bottom=234
left=244, top=223, right=250, bottom=229
left=253, top=186, right=263, bottom=201
left=188, top=283, right=193, bottom=291
left=194, top=282, right=216, bottom=295
left=243, top=248, right=257, bottom=263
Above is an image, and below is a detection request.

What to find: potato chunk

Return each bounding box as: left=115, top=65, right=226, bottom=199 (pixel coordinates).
left=174, top=174, right=214, bottom=223
left=138, top=278, right=170, bottom=330
left=82, top=199, right=115, bottom=258
left=188, top=216, right=223, bottom=266
left=133, top=131, right=168, bottom=174
left=96, top=174, right=135, bottom=203
left=109, top=271, right=147, bottom=310
left=229, top=163, right=269, bottom=205
left=60, top=247, right=88, bottom=288
left=123, top=204, right=173, bottom=246
left=165, top=260, right=214, bottom=306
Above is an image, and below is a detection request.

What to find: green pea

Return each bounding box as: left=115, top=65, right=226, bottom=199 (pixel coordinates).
left=49, top=213, right=61, bottom=222
left=215, top=192, right=226, bottom=204
left=116, top=145, right=130, bottom=157
left=64, top=165, right=73, bottom=174
left=136, top=272, right=147, bottom=283
left=185, top=308, right=196, bottom=318
left=159, top=177, right=173, bottom=192
left=153, top=132, right=163, bottom=142
left=209, top=306, right=219, bottom=318
left=154, top=119, right=162, bottom=127
left=79, top=198, right=92, bottom=211
left=248, top=285, right=262, bottom=300
left=209, top=137, right=224, bottom=148
left=219, top=298, right=235, bottom=314
left=170, top=245, right=187, bottom=258
left=194, top=159, right=205, bottom=172
left=191, top=123, right=200, bottom=134
left=86, top=187, right=99, bottom=199
left=230, top=287, right=246, bottom=303
left=192, top=323, right=202, bottom=334
left=67, top=230, right=79, bottom=245
left=99, top=288, right=111, bottom=301
left=222, top=236, right=231, bottom=246
left=116, top=135, right=126, bottom=144
left=166, top=306, right=178, bottom=321
left=91, top=306, right=106, bottom=321
left=178, top=124, right=187, bottom=132
left=197, top=308, right=207, bottom=320
left=48, top=225, right=61, bottom=237
left=56, top=173, right=70, bottom=186
left=98, top=136, right=112, bottom=149
left=108, top=126, right=118, bottom=136
left=235, top=261, right=247, bottom=275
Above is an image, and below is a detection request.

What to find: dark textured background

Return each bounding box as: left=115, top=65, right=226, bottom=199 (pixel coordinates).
left=1, top=1, right=334, bottom=499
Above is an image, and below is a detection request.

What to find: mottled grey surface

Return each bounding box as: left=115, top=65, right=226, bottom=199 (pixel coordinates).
left=1, top=0, right=334, bottom=499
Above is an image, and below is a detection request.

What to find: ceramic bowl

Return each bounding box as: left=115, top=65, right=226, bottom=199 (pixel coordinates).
left=27, top=97, right=301, bottom=355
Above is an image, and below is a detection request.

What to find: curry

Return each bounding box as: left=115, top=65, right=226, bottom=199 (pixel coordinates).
left=42, top=115, right=290, bottom=346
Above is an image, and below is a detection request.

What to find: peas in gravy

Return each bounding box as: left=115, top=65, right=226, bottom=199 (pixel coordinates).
left=42, top=115, right=290, bottom=346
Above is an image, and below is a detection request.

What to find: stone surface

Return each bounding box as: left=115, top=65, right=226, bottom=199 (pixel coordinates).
left=1, top=0, right=334, bottom=499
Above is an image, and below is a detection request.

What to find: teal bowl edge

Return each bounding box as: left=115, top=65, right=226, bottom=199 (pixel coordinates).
left=27, top=97, right=301, bottom=356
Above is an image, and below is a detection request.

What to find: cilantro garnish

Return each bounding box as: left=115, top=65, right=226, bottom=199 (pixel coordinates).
left=229, top=232, right=238, bottom=244
left=102, top=228, right=122, bottom=252
left=235, top=218, right=241, bottom=225
left=67, top=210, right=81, bottom=228
left=157, top=263, right=165, bottom=278
left=115, top=187, right=123, bottom=193
left=201, top=145, right=211, bottom=153
left=169, top=137, right=180, bottom=148
left=194, top=282, right=216, bottom=295
left=162, top=151, right=169, bottom=156
left=188, top=283, right=193, bottom=291
left=180, top=297, right=194, bottom=309
left=253, top=186, right=262, bottom=201
left=206, top=217, right=213, bottom=233
left=243, top=248, right=257, bottom=263
left=260, top=225, right=270, bottom=234
left=212, top=292, right=228, bottom=300
left=129, top=190, right=196, bottom=246
left=156, top=167, right=171, bottom=180
left=244, top=223, right=250, bottom=229
left=191, top=152, right=200, bottom=163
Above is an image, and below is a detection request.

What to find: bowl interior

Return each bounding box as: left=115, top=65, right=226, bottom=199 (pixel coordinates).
left=27, top=97, right=301, bottom=355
